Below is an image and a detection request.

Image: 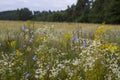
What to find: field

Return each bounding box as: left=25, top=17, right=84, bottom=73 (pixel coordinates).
left=0, top=21, right=120, bottom=80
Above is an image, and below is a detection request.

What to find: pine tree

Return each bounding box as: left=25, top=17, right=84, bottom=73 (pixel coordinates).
left=104, top=0, right=120, bottom=24
left=75, top=0, right=90, bottom=22
left=88, top=0, right=105, bottom=23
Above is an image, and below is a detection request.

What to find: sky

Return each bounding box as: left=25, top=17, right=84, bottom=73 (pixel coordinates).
left=0, top=0, right=77, bottom=12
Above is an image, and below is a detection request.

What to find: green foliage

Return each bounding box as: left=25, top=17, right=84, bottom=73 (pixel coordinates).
left=18, top=8, right=33, bottom=21
left=0, top=0, right=120, bottom=24
left=104, top=0, right=120, bottom=24
left=88, top=0, right=105, bottom=23
left=0, top=10, right=19, bottom=20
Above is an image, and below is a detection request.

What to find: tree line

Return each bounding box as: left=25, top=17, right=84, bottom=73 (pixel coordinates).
left=0, top=0, right=120, bottom=24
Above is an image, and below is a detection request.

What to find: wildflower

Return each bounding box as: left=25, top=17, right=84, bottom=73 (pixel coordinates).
left=22, top=26, right=27, bottom=31
left=22, top=44, right=26, bottom=48
left=16, top=50, right=21, bottom=56
left=65, top=33, right=71, bottom=40
left=46, top=65, right=49, bottom=69
left=9, top=41, right=16, bottom=48
left=36, top=38, right=41, bottom=43
left=108, top=44, right=117, bottom=52
left=13, top=50, right=16, bottom=54
left=73, top=37, right=79, bottom=41
left=29, top=39, right=33, bottom=43
left=73, top=52, right=78, bottom=54
left=94, top=38, right=100, bottom=42
left=83, top=40, right=87, bottom=48
left=25, top=73, right=30, bottom=78
left=33, top=56, right=38, bottom=61
left=43, top=36, right=48, bottom=40
left=35, top=75, right=39, bottom=78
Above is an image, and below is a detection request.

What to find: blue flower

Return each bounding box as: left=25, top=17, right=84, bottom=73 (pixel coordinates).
left=46, top=65, right=49, bottom=69
left=25, top=73, right=30, bottom=78
left=73, top=37, right=79, bottom=41
left=22, top=26, right=27, bottom=31
left=83, top=41, right=87, bottom=48
left=13, top=50, right=16, bottom=54
left=29, top=39, right=33, bottom=43
left=33, top=56, right=38, bottom=61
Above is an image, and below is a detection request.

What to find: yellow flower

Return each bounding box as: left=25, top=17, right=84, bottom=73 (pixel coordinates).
left=36, top=38, right=41, bottom=43
left=16, top=50, right=21, bottom=56
left=94, top=38, right=100, bottom=42
left=101, top=44, right=106, bottom=49
left=108, top=44, right=117, bottom=51
left=64, top=33, right=71, bottom=40
left=8, top=41, right=16, bottom=48
left=43, top=36, right=48, bottom=40
left=94, top=25, right=112, bottom=41
left=101, top=43, right=117, bottom=52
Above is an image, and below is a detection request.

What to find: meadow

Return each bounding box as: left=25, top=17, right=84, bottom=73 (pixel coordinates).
left=0, top=21, right=120, bottom=80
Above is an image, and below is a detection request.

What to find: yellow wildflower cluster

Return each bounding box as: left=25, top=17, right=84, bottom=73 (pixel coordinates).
left=101, top=43, right=117, bottom=52
left=108, top=44, right=117, bottom=51
left=36, top=37, right=42, bottom=43
left=16, top=50, right=21, bottom=56
left=94, top=25, right=112, bottom=41
left=8, top=41, right=16, bottom=48
left=64, top=33, right=71, bottom=40
left=36, top=36, right=48, bottom=43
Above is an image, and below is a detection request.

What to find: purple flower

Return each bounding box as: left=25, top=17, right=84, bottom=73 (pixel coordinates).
left=33, top=56, right=38, bottom=61
left=22, top=26, right=27, bottom=31
left=73, top=37, right=79, bottom=41
left=13, top=50, right=16, bottom=54
left=22, top=44, right=26, bottom=48
left=29, top=39, right=33, bottom=43
left=83, top=41, right=87, bottom=48
left=46, top=65, right=49, bottom=69
left=25, top=73, right=30, bottom=78
left=73, top=52, right=78, bottom=54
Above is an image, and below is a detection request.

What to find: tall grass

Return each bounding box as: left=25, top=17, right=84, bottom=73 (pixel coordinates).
left=0, top=21, right=120, bottom=80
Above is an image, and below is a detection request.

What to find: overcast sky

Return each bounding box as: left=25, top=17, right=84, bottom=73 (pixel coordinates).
left=0, top=0, right=77, bottom=11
